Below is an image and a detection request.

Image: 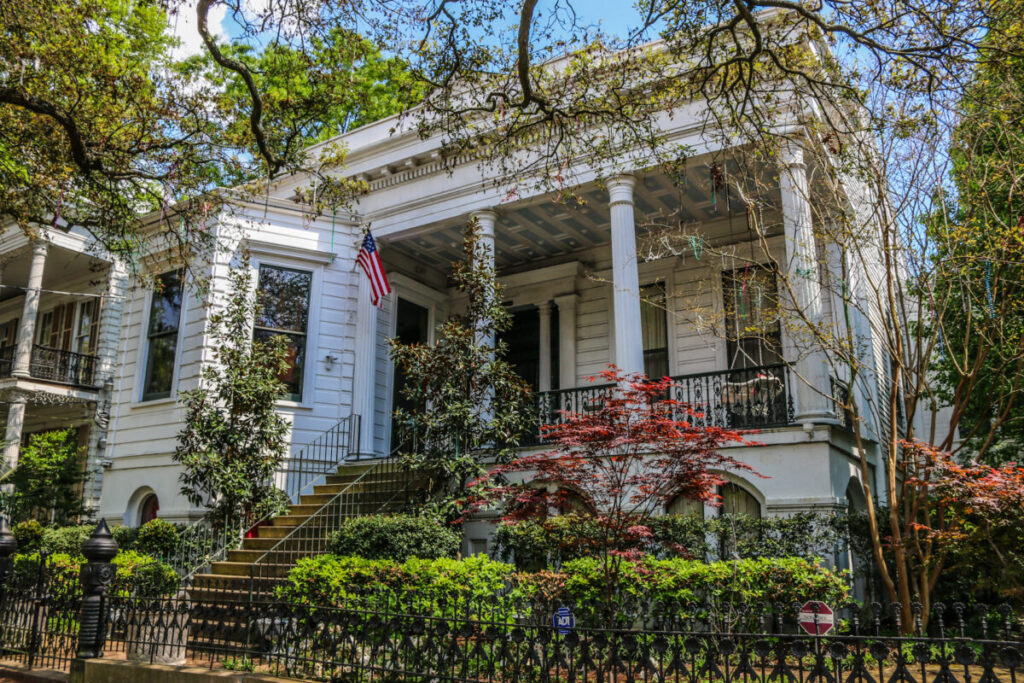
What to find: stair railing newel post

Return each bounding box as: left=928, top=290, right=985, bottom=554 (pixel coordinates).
left=76, top=519, right=119, bottom=659
left=0, top=518, right=16, bottom=610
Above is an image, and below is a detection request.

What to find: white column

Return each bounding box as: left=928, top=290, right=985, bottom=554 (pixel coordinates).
left=13, top=239, right=48, bottom=378
left=352, top=273, right=378, bottom=456
left=779, top=142, right=831, bottom=421
left=2, top=398, right=25, bottom=478
left=470, top=210, right=498, bottom=350
left=537, top=301, right=553, bottom=392
left=553, top=293, right=578, bottom=389
left=607, top=175, right=645, bottom=376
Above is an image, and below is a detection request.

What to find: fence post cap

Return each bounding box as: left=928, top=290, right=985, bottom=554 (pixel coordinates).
left=0, top=518, right=16, bottom=556
left=81, top=519, right=118, bottom=562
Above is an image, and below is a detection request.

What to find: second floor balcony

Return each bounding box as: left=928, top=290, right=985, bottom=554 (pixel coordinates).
left=0, top=344, right=100, bottom=389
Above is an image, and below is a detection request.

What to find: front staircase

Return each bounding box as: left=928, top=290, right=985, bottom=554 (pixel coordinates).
left=191, top=455, right=418, bottom=601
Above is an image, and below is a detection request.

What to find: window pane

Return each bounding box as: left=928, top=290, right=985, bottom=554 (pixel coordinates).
left=641, top=283, right=669, bottom=378
left=254, top=329, right=305, bottom=400
left=256, top=265, right=311, bottom=332
left=722, top=267, right=782, bottom=370
left=143, top=271, right=183, bottom=400
left=143, top=334, right=178, bottom=399
left=148, top=272, right=183, bottom=336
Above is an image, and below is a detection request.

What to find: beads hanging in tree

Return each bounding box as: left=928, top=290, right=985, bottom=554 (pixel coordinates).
left=709, top=162, right=725, bottom=213
left=984, top=259, right=996, bottom=318
left=689, top=234, right=704, bottom=260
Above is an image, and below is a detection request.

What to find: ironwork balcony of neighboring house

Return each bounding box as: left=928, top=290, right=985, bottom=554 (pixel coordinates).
left=0, top=344, right=98, bottom=387
left=524, top=363, right=796, bottom=446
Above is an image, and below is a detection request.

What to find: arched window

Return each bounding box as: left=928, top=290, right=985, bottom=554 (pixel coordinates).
left=139, top=494, right=159, bottom=525
left=666, top=494, right=705, bottom=519
left=720, top=483, right=761, bottom=518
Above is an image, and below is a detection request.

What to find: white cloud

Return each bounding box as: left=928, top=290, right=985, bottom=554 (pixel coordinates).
left=169, top=0, right=229, bottom=60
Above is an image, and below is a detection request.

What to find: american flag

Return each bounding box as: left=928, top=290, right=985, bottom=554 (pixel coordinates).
left=356, top=231, right=391, bottom=307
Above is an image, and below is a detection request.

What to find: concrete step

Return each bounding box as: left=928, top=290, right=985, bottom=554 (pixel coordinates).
left=210, top=561, right=293, bottom=579
left=257, top=524, right=298, bottom=539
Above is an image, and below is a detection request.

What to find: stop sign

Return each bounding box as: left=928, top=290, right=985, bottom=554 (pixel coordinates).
left=797, top=601, right=835, bottom=636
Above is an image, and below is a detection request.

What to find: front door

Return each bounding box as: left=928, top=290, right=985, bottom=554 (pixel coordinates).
left=391, top=298, right=430, bottom=447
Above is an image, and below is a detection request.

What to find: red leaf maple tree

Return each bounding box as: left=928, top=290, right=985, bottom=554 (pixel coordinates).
left=466, top=367, right=759, bottom=564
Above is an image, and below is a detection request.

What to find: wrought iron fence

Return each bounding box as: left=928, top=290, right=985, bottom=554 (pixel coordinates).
left=100, top=579, right=1024, bottom=683
left=29, top=344, right=98, bottom=387
left=0, top=552, right=82, bottom=672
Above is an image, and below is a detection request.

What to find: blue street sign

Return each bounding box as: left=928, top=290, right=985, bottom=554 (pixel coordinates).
left=553, top=606, right=575, bottom=634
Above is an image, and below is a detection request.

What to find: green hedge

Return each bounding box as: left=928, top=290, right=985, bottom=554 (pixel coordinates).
left=327, top=514, right=461, bottom=562
left=11, top=550, right=180, bottom=598
left=493, top=512, right=852, bottom=569
left=281, top=553, right=849, bottom=628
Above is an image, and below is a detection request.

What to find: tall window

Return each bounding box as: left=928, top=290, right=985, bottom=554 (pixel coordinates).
left=722, top=266, right=782, bottom=370
left=254, top=264, right=312, bottom=401
left=142, top=271, right=183, bottom=401
left=38, top=302, right=75, bottom=350
left=640, top=282, right=669, bottom=379
left=75, top=300, right=100, bottom=355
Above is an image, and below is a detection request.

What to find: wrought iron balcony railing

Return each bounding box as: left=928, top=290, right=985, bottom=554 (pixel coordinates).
left=28, top=344, right=98, bottom=387
left=525, top=363, right=795, bottom=446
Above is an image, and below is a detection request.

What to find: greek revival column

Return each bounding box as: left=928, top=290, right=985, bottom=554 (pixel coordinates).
left=607, top=175, right=645, bottom=376
left=13, top=239, right=48, bottom=378
left=537, top=301, right=553, bottom=392
left=553, top=293, right=578, bottom=389
left=779, top=142, right=831, bottom=421
left=2, top=398, right=25, bottom=481
left=353, top=265, right=379, bottom=457
left=470, top=210, right=498, bottom=350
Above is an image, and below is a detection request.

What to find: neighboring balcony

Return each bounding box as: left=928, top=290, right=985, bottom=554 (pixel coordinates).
left=0, top=344, right=99, bottom=388
left=526, top=363, right=795, bottom=446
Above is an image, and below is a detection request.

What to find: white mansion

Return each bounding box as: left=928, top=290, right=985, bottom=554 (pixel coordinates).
left=0, top=50, right=901, bottom=559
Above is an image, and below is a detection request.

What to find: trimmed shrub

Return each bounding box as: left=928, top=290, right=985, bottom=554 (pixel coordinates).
left=40, top=524, right=94, bottom=555
left=327, top=514, right=461, bottom=562
left=12, top=520, right=44, bottom=553
left=135, top=519, right=181, bottom=559
left=111, top=525, right=140, bottom=551
left=281, top=553, right=849, bottom=630
left=11, top=550, right=180, bottom=599
left=493, top=512, right=852, bottom=568
left=281, top=554, right=515, bottom=607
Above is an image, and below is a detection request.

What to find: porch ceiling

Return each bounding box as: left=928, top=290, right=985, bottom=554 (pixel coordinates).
left=0, top=244, right=108, bottom=304
left=384, top=159, right=779, bottom=274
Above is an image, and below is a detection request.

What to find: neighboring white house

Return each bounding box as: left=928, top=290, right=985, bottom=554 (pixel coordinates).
left=1, top=37, right=900, bottom=563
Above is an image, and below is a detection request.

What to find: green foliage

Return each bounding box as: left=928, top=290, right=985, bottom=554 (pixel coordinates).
left=389, top=222, right=533, bottom=518
left=493, top=512, right=851, bottom=569
left=281, top=553, right=848, bottom=630
left=12, top=520, right=44, bottom=554
left=0, top=429, right=87, bottom=525
left=135, top=519, right=181, bottom=559
left=281, top=554, right=517, bottom=607
left=111, top=525, right=140, bottom=551
left=12, top=550, right=179, bottom=600
left=327, top=515, right=461, bottom=562
left=40, top=525, right=94, bottom=556
left=173, top=262, right=290, bottom=528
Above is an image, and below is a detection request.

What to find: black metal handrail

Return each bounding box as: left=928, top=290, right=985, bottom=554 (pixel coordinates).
left=29, top=344, right=98, bottom=387
left=526, top=364, right=795, bottom=444
left=278, top=414, right=361, bottom=504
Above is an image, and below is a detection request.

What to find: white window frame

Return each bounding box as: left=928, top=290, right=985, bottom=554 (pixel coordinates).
left=134, top=270, right=189, bottom=405
left=250, top=255, right=323, bottom=410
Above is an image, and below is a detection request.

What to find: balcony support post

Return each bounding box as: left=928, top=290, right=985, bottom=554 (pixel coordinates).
left=553, top=293, right=578, bottom=390
left=537, top=301, right=553, bottom=392
left=2, top=398, right=25, bottom=481
left=12, top=239, right=48, bottom=378
left=779, top=142, right=832, bottom=422
left=607, top=175, right=645, bottom=377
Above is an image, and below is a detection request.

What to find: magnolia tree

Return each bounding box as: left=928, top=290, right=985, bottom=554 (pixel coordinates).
left=466, top=368, right=754, bottom=590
